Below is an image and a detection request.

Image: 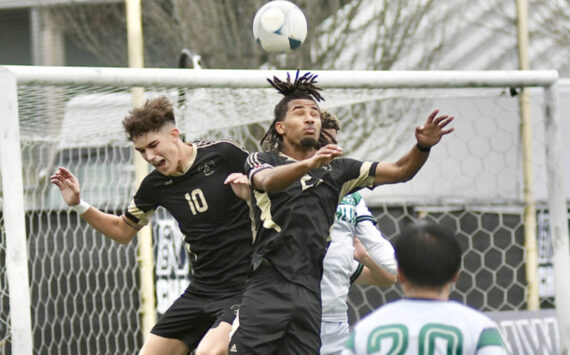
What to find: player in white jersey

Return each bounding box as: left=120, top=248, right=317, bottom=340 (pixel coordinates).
left=320, top=111, right=398, bottom=355
left=343, top=220, right=507, bottom=355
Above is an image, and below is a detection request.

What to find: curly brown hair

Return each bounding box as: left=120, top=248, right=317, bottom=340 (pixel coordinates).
left=122, top=96, right=176, bottom=141
left=319, top=110, right=341, bottom=147
left=260, top=70, right=325, bottom=151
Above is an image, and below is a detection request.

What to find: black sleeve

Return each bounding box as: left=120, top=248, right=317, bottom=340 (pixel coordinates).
left=123, top=175, right=157, bottom=228
left=245, top=152, right=275, bottom=184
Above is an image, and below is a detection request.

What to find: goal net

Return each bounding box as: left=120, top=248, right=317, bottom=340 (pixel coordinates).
left=0, top=67, right=567, bottom=354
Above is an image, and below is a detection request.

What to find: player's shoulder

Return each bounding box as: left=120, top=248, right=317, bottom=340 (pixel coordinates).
left=194, top=139, right=248, bottom=153
left=440, top=301, right=500, bottom=330
left=331, top=157, right=361, bottom=167
left=246, top=150, right=280, bottom=166
left=138, top=169, right=170, bottom=193
left=331, top=157, right=374, bottom=175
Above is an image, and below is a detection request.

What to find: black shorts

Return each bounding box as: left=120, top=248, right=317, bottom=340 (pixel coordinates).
left=229, top=264, right=321, bottom=354
left=151, top=289, right=241, bottom=350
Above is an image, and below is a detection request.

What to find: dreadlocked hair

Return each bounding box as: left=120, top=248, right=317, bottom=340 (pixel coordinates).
left=260, top=70, right=325, bottom=151
left=318, top=110, right=341, bottom=147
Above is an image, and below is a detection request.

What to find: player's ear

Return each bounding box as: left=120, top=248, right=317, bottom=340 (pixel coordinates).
left=275, top=121, right=285, bottom=135
left=451, top=271, right=460, bottom=283
left=169, top=127, right=180, bottom=140
left=396, top=268, right=406, bottom=284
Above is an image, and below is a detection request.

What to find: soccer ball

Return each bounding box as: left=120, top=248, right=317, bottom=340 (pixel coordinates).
left=253, top=1, right=308, bottom=53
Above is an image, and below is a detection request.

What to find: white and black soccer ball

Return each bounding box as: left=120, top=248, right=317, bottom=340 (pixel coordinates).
left=253, top=1, right=307, bottom=53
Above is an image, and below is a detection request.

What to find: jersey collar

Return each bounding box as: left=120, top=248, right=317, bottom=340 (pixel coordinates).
left=171, top=143, right=197, bottom=176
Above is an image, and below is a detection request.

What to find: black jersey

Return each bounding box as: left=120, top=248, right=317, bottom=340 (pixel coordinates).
left=245, top=151, right=378, bottom=293
left=124, top=140, right=253, bottom=294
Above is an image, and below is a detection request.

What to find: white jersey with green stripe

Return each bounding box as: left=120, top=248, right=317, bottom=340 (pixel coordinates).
left=321, top=192, right=396, bottom=322
left=343, top=299, right=507, bottom=355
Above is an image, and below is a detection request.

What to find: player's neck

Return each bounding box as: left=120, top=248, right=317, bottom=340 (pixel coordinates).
left=403, top=283, right=451, bottom=301
left=174, top=141, right=194, bottom=174
left=280, top=142, right=316, bottom=161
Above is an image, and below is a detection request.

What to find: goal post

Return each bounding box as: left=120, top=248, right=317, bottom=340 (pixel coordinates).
left=0, top=68, right=34, bottom=355
left=0, top=65, right=568, bottom=354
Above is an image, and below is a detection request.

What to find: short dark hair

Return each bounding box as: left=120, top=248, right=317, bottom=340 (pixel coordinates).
left=261, top=71, right=324, bottom=151
left=395, top=219, right=462, bottom=288
left=122, top=96, right=175, bottom=141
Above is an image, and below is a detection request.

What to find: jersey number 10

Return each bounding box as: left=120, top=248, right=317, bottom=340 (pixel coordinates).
left=185, top=189, right=208, bottom=215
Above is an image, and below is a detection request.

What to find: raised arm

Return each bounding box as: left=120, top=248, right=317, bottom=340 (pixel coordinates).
left=373, top=109, right=454, bottom=185
left=50, top=167, right=138, bottom=244
left=251, top=144, right=342, bottom=192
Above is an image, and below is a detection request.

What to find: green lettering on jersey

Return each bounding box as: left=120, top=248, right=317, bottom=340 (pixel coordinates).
left=419, top=323, right=463, bottom=355
left=335, top=205, right=356, bottom=224
left=367, top=324, right=408, bottom=355
left=477, top=327, right=504, bottom=349
left=339, top=192, right=360, bottom=207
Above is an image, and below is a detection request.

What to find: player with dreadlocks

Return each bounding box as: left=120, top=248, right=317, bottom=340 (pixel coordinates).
left=228, top=71, right=454, bottom=354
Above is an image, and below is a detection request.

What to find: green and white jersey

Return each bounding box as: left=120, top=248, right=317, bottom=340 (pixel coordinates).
left=343, top=299, right=507, bottom=355
left=321, top=192, right=396, bottom=322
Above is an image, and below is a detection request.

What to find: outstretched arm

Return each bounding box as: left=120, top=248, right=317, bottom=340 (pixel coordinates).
left=252, top=144, right=343, bottom=192
left=373, top=109, right=454, bottom=185
left=50, top=167, right=138, bottom=244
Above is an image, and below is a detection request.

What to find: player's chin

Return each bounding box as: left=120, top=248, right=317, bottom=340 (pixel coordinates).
left=300, top=137, right=318, bottom=149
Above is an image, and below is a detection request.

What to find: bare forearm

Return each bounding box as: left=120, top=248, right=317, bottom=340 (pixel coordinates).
left=81, top=208, right=137, bottom=244
left=253, top=160, right=313, bottom=192
left=374, top=144, right=429, bottom=185
left=356, top=255, right=398, bottom=287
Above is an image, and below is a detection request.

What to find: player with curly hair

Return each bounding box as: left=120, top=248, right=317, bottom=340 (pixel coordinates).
left=51, top=96, right=253, bottom=355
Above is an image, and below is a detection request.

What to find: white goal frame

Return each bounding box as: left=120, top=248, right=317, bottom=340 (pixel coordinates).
left=0, top=66, right=568, bottom=354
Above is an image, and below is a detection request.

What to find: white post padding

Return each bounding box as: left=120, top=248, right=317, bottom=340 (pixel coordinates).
left=0, top=68, right=34, bottom=354
left=544, top=83, right=570, bottom=354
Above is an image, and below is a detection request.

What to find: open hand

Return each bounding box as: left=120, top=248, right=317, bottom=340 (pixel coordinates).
left=224, top=172, right=251, bottom=201
left=353, top=237, right=369, bottom=262
left=415, top=109, right=454, bottom=148
left=307, top=144, right=343, bottom=169
left=49, top=167, right=81, bottom=206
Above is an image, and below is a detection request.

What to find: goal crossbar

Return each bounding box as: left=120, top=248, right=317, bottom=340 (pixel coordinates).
left=3, top=65, right=559, bottom=88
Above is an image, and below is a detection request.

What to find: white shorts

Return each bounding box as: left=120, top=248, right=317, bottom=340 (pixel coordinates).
left=320, top=321, right=350, bottom=355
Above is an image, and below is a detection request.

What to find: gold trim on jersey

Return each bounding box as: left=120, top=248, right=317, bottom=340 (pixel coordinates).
left=246, top=200, right=257, bottom=245
left=195, top=139, right=249, bottom=153
left=247, top=152, right=267, bottom=168
left=170, top=143, right=197, bottom=177
left=253, top=190, right=282, bottom=235
left=127, top=199, right=155, bottom=227
left=338, top=162, right=375, bottom=204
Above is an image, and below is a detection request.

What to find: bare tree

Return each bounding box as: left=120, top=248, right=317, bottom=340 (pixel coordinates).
left=47, top=0, right=350, bottom=69
left=47, top=0, right=446, bottom=70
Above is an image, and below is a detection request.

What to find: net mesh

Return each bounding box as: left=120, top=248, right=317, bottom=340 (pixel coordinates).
left=0, top=81, right=558, bottom=354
